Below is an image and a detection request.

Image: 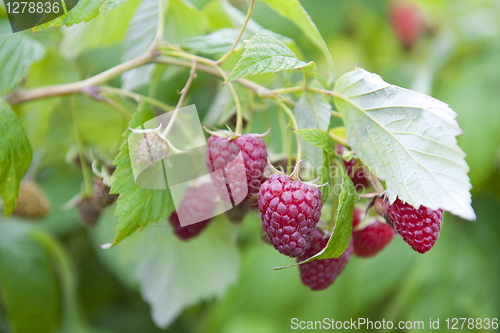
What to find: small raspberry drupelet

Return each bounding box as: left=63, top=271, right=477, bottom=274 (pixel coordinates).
left=258, top=174, right=323, bottom=258
left=298, top=229, right=354, bottom=291
left=352, top=208, right=395, bottom=258
left=206, top=134, right=268, bottom=201
left=385, top=197, right=443, bottom=254
left=168, top=183, right=216, bottom=241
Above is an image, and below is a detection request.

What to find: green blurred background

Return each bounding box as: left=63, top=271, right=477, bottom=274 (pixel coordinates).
left=1, top=0, right=499, bottom=332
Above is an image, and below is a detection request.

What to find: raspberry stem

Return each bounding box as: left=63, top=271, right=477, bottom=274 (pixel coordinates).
left=274, top=98, right=302, bottom=162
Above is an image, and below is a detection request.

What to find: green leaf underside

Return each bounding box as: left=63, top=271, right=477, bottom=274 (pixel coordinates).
left=203, top=84, right=250, bottom=127
left=109, top=103, right=174, bottom=246
left=225, top=32, right=311, bottom=83
left=91, top=212, right=239, bottom=328
left=295, top=128, right=337, bottom=156
left=273, top=163, right=355, bottom=270
left=295, top=92, right=332, bottom=167
left=257, top=0, right=334, bottom=78
left=0, top=21, right=45, bottom=96
left=180, top=28, right=241, bottom=55
left=0, top=223, right=59, bottom=333
left=0, top=100, right=32, bottom=216
left=333, top=68, right=475, bottom=220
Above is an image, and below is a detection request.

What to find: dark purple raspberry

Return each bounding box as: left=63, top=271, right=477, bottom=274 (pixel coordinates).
left=258, top=174, right=323, bottom=258
left=206, top=135, right=267, bottom=202
left=335, top=144, right=370, bottom=189
left=76, top=197, right=102, bottom=227
left=385, top=197, right=443, bottom=254
left=92, top=177, right=117, bottom=208
left=352, top=208, right=394, bottom=258
left=298, top=229, right=354, bottom=290
left=168, top=183, right=216, bottom=240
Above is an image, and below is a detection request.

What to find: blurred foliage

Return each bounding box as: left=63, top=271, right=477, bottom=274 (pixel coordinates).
left=1, top=0, right=499, bottom=332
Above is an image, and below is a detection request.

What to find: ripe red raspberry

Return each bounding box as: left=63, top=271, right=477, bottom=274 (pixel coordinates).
left=136, top=132, right=169, bottom=166
left=298, top=229, right=353, bottom=291
left=389, top=0, right=426, bottom=50
left=168, top=183, right=216, bottom=240
left=258, top=174, right=323, bottom=258
left=352, top=209, right=394, bottom=258
left=206, top=134, right=267, bottom=202
left=385, top=198, right=443, bottom=254
left=335, top=144, right=370, bottom=189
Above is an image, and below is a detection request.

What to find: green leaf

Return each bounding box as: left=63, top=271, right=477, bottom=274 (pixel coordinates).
left=303, top=62, right=317, bottom=85
left=295, top=128, right=336, bottom=156
left=295, top=92, right=331, bottom=167
left=0, top=21, right=45, bottom=96
left=226, top=32, right=311, bottom=83
left=0, top=101, right=32, bottom=216
left=33, top=0, right=106, bottom=32
left=109, top=103, right=174, bottom=246
left=0, top=222, right=60, bottom=333
left=163, top=0, right=207, bottom=43
left=333, top=68, right=475, bottom=220
left=319, top=151, right=331, bottom=201
left=60, top=0, right=141, bottom=57
left=180, top=28, right=241, bottom=55
left=91, top=210, right=239, bottom=328
left=257, top=0, right=334, bottom=78
left=313, top=161, right=355, bottom=260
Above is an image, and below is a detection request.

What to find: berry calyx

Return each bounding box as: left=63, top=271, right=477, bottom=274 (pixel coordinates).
left=258, top=162, right=323, bottom=258
left=298, top=229, right=354, bottom=290
left=205, top=129, right=268, bottom=202
left=352, top=208, right=394, bottom=258
left=385, top=197, right=443, bottom=254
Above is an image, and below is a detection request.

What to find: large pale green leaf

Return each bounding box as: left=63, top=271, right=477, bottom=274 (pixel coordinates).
left=0, top=222, right=60, bottom=333
left=226, top=32, right=310, bottom=83
left=203, top=84, right=250, bottom=127
left=0, top=101, right=32, bottom=216
left=163, top=0, right=207, bottom=43
left=180, top=28, right=241, bottom=55
left=295, top=92, right=331, bottom=167
left=91, top=210, right=239, bottom=328
left=109, top=103, right=174, bottom=246
left=333, top=68, right=475, bottom=220
left=0, top=21, right=45, bottom=96
left=257, top=0, right=334, bottom=77
left=61, top=0, right=141, bottom=57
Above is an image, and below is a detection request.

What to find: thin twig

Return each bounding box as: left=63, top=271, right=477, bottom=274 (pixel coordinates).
left=216, top=0, right=255, bottom=65
left=273, top=98, right=301, bottom=161
left=162, top=60, right=198, bottom=137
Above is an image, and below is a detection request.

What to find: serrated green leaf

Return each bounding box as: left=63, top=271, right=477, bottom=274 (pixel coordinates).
left=0, top=222, right=60, bottom=333
left=91, top=210, right=239, bottom=328
left=295, top=128, right=336, bottom=156
left=60, top=0, right=141, bottom=58
left=319, top=151, right=331, bottom=201
left=313, top=161, right=355, bottom=259
left=109, top=103, right=174, bottom=246
left=0, top=21, right=45, bottom=96
left=0, top=101, right=32, bottom=216
left=226, top=32, right=310, bottom=83
left=295, top=92, right=331, bottom=167
left=333, top=68, right=475, bottom=220
left=33, top=0, right=106, bottom=32
left=257, top=0, right=334, bottom=78
left=180, top=28, right=241, bottom=55
left=303, top=62, right=317, bottom=85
